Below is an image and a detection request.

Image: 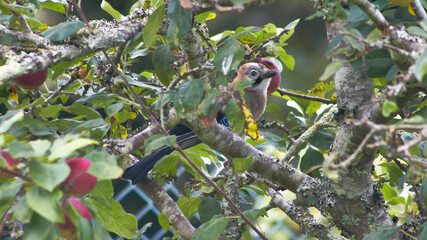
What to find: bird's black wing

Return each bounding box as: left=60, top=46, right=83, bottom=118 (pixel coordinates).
left=123, top=115, right=229, bottom=184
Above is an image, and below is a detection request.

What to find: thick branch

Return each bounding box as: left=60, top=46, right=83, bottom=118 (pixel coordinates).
left=138, top=177, right=195, bottom=240
left=267, top=188, right=344, bottom=240
left=183, top=117, right=315, bottom=193
left=349, top=0, right=389, bottom=31
left=0, top=18, right=147, bottom=83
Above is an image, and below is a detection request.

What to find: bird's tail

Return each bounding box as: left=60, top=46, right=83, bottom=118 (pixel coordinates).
left=122, top=131, right=202, bottom=184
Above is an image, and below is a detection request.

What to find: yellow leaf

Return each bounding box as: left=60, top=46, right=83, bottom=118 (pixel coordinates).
left=119, top=125, right=128, bottom=138
left=242, top=106, right=260, bottom=140
left=206, top=12, right=216, bottom=21
left=130, top=112, right=137, bottom=120
left=8, top=87, right=19, bottom=105
left=41, top=24, right=49, bottom=31
left=408, top=5, right=416, bottom=16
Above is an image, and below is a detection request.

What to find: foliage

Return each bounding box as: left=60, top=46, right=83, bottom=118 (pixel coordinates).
left=0, top=0, right=426, bottom=239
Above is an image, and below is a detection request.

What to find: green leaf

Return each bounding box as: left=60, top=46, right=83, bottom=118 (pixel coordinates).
left=49, top=136, right=98, bottom=161
left=177, top=196, right=201, bottom=219
left=85, top=151, right=117, bottom=166
left=64, top=102, right=102, bottom=119
left=72, top=118, right=106, bottom=132
left=309, top=129, right=335, bottom=150
left=29, top=139, right=51, bottom=157
left=415, top=50, right=427, bottom=85
left=192, top=215, right=228, bottom=240
left=90, top=180, right=114, bottom=201
left=233, top=155, right=253, bottom=174
left=51, top=55, right=89, bottom=80
left=319, top=60, right=347, bottom=81
left=158, top=213, right=170, bottom=232
left=88, top=161, right=123, bottom=180
left=0, top=2, right=32, bottom=15
left=167, top=0, right=192, bottom=38
left=279, top=19, right=299, bottom=43
left=344, top=28, right=364, bottom=51
left=225, top=98, right=245, bottom=134
left=106, top=103, right=123, bottom=117
left=214, top=39, right=245, bottom=75
left=152, top=44, right=175, bottom=85
left=144, top=134, right=176, bottom=155
left=233, top=80, right=253, bottom=92
left=260, top=131, right=287, bottom=152
left=41, top=21, right=85, bottom=41
left=362, top=226, right=398, bottom=240
left=174, top=78, right=204, bottom=117
left=420, top=177, right=427, bottom=208
left=243, top=208, right=267, bottom=221
left=100, top=0, right=124, bottom=20
left=352, top=49, right=394, bottom=78
left=0, top=180, right=23, bottom=207
left=23, top=213, right=59, bottom=240
left=275, top=47, right=295, bottom=71
left=29, top=161, right=70, bottom=192
left=198, top=198, right=221, bottom=224
left=39, top=105, right=62, bottom=119
left=143, top=5, right=165, bottom=48
left=326, top=34, right=343, bottom=57
left=382, top=100, right=398, bottom=117
left=26, top=187, right=63, bottom=223
left=300, top=147, right=323, bottom=177
left=40, top=1, right=67, bottom=14
left=8, top=141, right=34, bottom=158
left=13, top=195, right=33, bottom=223
left=77, top=216, right=92, bottom=240
left=76, top=93, right=117, bottom=105
left=264, top=103, right=282, bottom=115
left=93, top=219, right=113, bottom=240
left=85, top=197, right=137, bottom=239
left=0, top=109, right=24, bottom=134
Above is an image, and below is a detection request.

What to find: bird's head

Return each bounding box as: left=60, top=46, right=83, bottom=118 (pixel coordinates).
left=235, top=62, right=277, bottom=94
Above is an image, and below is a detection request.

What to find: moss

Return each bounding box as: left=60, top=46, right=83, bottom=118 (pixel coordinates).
left=297, top=178, right=336, bottom=213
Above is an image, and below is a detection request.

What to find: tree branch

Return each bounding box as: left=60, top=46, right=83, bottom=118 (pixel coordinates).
left=281, top=105, right=337, bottom=163
left=276, top=88, right=336, bottom=104
left=0, top=18, right=147, bottom=83
left=267, top=188, right=344, bottom=240
left=138, top=177, right=196, bottom=240
left=349, top=0, right=389, bottom=31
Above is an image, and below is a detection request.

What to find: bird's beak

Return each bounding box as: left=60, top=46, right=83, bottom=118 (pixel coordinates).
left=263, top=70, right=277, bottom=79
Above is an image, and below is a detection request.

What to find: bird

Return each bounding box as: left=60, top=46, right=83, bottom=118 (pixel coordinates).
left=122, top=62, right=278, bottom=184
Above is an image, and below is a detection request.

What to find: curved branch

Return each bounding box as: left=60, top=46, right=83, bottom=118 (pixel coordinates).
left=138, top=177, right=196, bottom=240
left=349, top=0, right=389, bottom=31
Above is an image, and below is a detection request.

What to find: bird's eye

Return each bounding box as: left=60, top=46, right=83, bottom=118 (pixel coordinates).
left=249, top=70, right=258, bottom=78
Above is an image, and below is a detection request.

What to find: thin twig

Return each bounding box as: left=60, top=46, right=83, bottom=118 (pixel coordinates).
left=276, top=88, right=336, bottom=104
left=168, top=65, right=215, bottom=90
left=44, top=73, right=78, bottom=104
left=196, top=27, right=216, bottom=54
left=4, top=0, right=31, bottom=33
left=252, top=28, right=290, bottom=53
left=0, top=167, right=32, bottom=182
left=281, top=106, right=337, bottom=163
left=0, top=187, right=25, bottom=236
